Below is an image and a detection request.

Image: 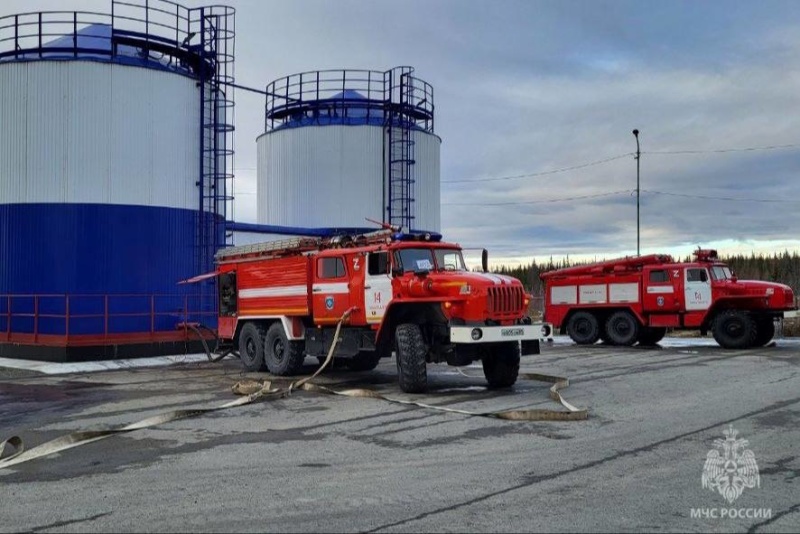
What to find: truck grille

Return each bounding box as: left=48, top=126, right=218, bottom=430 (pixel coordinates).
left=487, top=286, right=524, bottom=316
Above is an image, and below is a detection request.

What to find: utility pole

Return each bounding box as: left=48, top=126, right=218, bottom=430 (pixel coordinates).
left=633, top=129, right=641, bottom=256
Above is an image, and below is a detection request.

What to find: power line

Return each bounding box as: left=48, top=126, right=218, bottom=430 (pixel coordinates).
left=643, top=189, right=800, bottom=203
left=442, top=190, right=631, bottom=206
left=643, top=143, right=800, bottom=155
left=439, top=142, right=800, bottom=186
left=441, top=153, right=633, bottom=184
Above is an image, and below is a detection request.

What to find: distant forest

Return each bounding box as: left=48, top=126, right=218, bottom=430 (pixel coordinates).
left=492, top=251, right=800, bottom=303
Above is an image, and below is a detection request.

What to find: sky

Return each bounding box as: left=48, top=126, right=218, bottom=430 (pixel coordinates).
left=5, top=0, right=800, bottom=267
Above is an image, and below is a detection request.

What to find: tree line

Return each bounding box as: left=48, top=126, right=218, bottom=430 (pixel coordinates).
left=492, top=250, right=800, bottom=301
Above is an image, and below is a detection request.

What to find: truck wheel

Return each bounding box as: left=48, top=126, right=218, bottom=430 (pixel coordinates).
left=395, top=324, right=428, bottom=393
left=752, top=318, right=775, bottom=347
left=605, top=311, right=640, bottom=346
left=566, top=311, right=600, bottom=345
left=713, top=310, right=757, bottom=349
left=264, top=322, right=306, bottom=375
left=482, top=342, right=520, bottom=389
left=239, top=322, right=267, bottom=372
left=637, top=326, right=667, bottom=346
left=347, top=350, right=382, bottom=371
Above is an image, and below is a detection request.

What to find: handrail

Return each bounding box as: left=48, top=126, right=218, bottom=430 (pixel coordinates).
left=0, top=293, right=218, bottom=343
left=0, top=0, right=233, bottom=79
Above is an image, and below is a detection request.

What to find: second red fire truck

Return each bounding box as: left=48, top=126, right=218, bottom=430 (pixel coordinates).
left=541, top=249, right=796, bottom=349
left=206, top=229, right=551, bottom=393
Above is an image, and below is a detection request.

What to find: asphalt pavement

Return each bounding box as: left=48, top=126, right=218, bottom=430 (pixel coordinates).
left=0, top=337, right=798, bottom=533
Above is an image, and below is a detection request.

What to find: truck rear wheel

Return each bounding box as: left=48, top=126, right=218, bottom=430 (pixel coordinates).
left=239, top=322, right=267, bottom=372
left=713, top=310, right=757, bottom=349
left=395, top=324, right=428, bottom=393
left=605, top=311, right=640, bottom=346
left=566, top=311, right=600, bottom=345
left=637, top=326, right=667, bottom=346
left=482, top=342, right=520, bottom=389
left=752, top=318, right=775, bottom=347
left=264, top=322, right=306, bottom=375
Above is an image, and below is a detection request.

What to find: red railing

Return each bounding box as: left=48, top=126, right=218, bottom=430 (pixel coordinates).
left=1, top=293, right=217, bottom=346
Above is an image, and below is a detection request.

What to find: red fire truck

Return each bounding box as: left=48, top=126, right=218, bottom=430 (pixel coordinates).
left=540, top=249, right=796, bottom=349
left=207, top=229, right=551, bottom=393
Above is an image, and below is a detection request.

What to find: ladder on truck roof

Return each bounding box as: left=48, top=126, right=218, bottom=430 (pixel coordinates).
left=215, top=229, right=396, bottom=262
left=540, top=253, right=675, bottom=280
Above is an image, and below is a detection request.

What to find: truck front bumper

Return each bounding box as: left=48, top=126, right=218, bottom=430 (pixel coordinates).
left=450, top=323, right=553, bottom=344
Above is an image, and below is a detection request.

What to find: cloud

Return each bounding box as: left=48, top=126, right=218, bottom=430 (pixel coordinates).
left=5, top=0, right=800, bottom=265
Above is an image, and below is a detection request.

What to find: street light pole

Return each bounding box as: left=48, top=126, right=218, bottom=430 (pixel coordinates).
left=632, top=129, right=641, bottom=256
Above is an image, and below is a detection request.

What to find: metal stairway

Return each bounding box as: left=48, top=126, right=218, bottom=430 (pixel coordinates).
left=386, top=68, right=416, bottom=231
left=194, top=6, right=235, bottom=275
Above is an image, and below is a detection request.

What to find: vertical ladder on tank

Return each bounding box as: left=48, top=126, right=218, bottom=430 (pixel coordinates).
left=386, top=69, right=416, bottom=230
left=194, top=7, right=235, bottom=276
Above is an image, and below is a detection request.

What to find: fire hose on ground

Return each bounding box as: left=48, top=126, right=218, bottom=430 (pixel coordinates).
left=0, top=309, right=587, bottom=470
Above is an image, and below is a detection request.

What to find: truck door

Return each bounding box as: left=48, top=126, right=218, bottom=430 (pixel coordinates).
left=364, top=251, right=392, bottom=324
left=313, top=255, right=351, bottom=323
left=643, top=266, right=680, bottom=312
left=684, top=267, right=712, bottom=311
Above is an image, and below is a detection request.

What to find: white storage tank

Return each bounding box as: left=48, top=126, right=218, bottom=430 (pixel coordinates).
left=257, top=67, right=440, bottom=232
left=0, top=0, right=234, bottom=352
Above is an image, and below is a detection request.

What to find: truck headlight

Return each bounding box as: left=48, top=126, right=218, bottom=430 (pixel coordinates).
left=471, top=328, right=483, bottom=341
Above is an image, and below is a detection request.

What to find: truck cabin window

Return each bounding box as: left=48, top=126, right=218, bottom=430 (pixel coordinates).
left=687, top=268, right=709, bottom=283
left=434, top=249, right=466, bottom=271
left=711, top=266, right=732, bottom=280
left=368, top=252, right=389, bottom=275
left=318, top=257, right=346, bottom=279
left=649, top=269, right=669, bottom=283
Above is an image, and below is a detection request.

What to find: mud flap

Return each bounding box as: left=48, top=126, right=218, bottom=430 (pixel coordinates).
left=521, top=339, right=540, bottom=356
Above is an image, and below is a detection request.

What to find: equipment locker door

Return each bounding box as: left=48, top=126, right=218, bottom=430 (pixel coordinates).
left=363, top=251, right=393, bottom=324
left=313, top=255, right=352, bottom=322
left=684, top=267, right=712, bottom=311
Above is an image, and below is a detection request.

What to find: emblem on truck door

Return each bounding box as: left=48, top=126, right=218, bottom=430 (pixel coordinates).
left=325, top=296, right=335, bottom=310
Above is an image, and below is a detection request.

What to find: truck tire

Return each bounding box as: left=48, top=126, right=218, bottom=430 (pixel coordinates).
left=566, top=311, right=600, bottom=345
left=482, top=342, right=520, bottom=389
left=264, top=322, right=306, bottom=375
left=347, top=350, right=382, bottom=371
left=239, top=322, right=267, bottom=372
left=713, top=310, right=757, bottom=349
left=637, top=326, right=667, bottom=346
left=605, top=311, right=640, bottom=346
left=395, top=324, right=428, bottom=393
left=752, top=318, right=775, bottom=347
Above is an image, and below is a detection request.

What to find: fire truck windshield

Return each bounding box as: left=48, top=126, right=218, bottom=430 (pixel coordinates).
left=711, top=265, right=733, bottom=280
left=394, top=248, right=466, bottom=274
left=434, top=249, right=466, bottom=271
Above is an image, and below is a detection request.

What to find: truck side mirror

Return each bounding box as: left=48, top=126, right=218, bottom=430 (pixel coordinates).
left=482, top=249, right=488, bottom=273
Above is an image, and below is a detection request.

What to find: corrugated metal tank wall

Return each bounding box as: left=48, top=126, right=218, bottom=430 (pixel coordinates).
left=256, top=125, right=441, bottom=231
left=0, top=61, right=200, bottom=315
